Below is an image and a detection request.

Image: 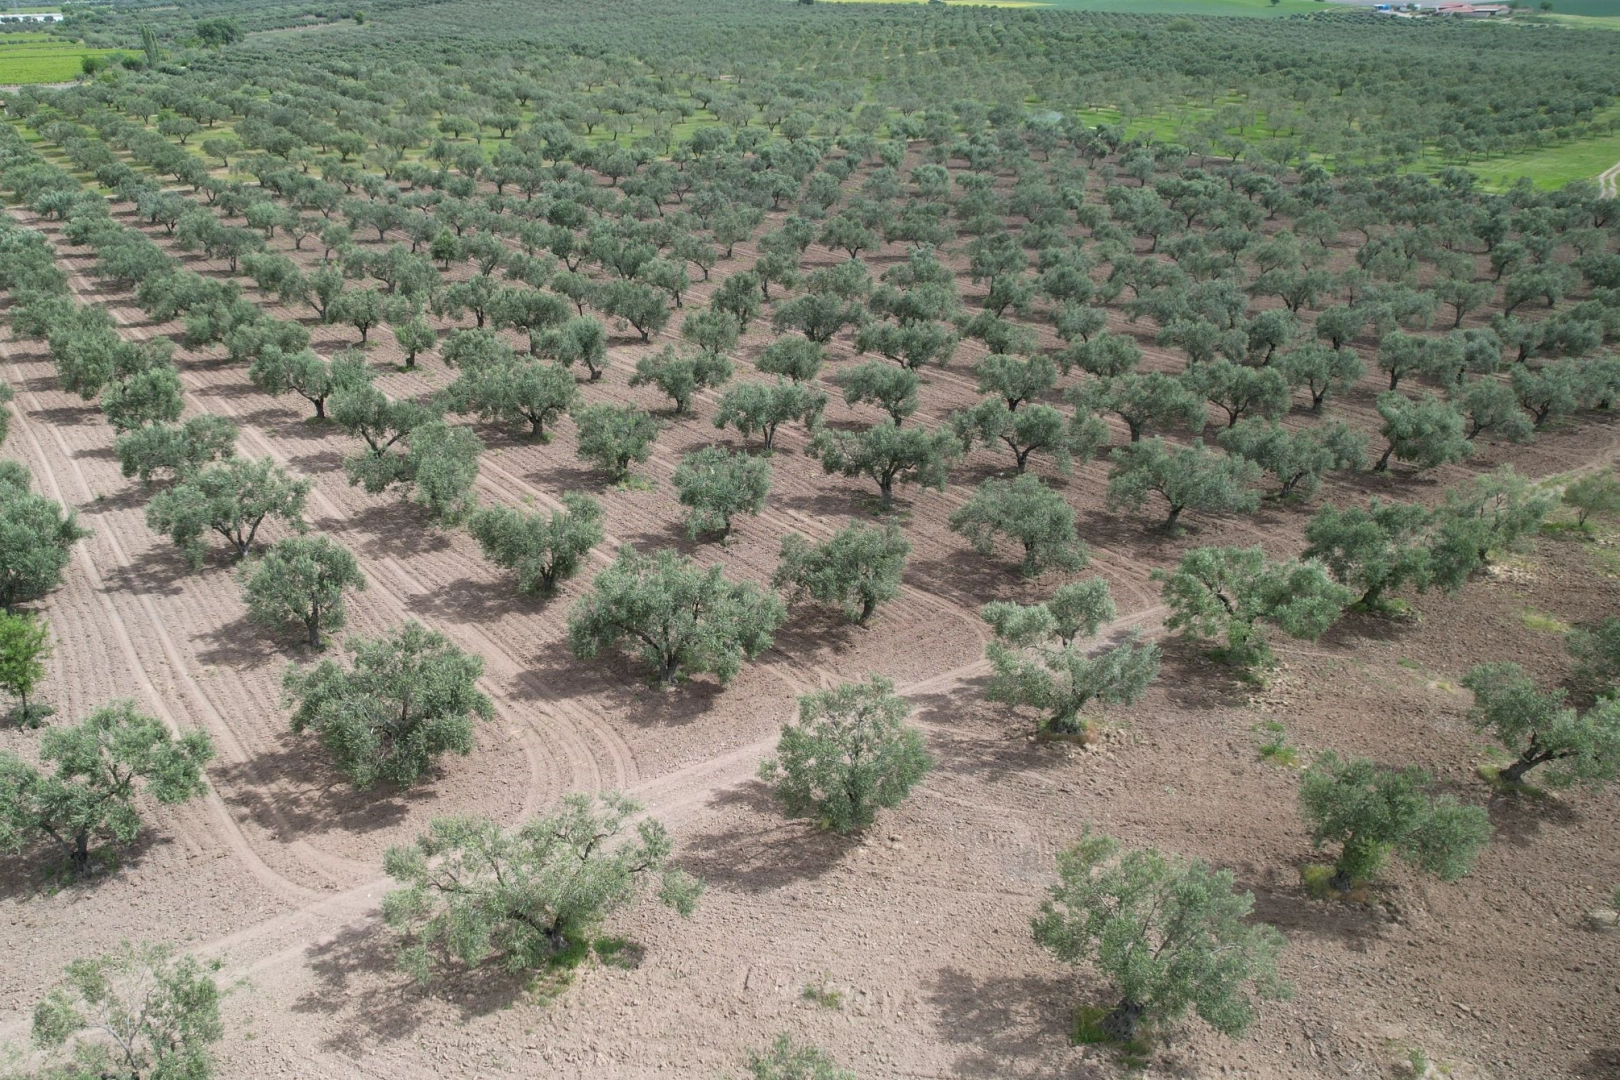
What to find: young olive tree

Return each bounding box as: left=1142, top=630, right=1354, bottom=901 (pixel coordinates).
left=1033, top=830, right=1289, bottom=1044
left=0, top=610, right=51, bottom=726
left=30, top=942, right=224, bottom=1080
left=950, top=474, right=1088, bottom=577
left=567, top=546, right=786, bottom=685
left=1154, top=547, right=1355, bottom=669
left=672, top=446, right=771, bottom=539
left=773, top=523, right=911, bottom=626
left=467, top=493, right=604, bottom=596
left=1299, top=753, right=1491, bottom=892
left=145, top=456, right=311, bottom=569
left=759, top=676, right=931, bottom=834
left=383, top=794, right=702, bottom=983
left=284, top=621, right=494, bottom=789
left=1563, top=470, right=1620, bottom=529
left=239, top=534, right=366, bottom=649
left=1462, top=662, right=1620, bottom=789
left=0, top=701, right=214, bottom=874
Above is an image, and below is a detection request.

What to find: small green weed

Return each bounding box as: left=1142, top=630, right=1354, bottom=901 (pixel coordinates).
left=1071, top=1005, right=1151, bottom=1066
left=612, top=474, right=655, bottom=492
left=1407, top=1046, right=1430, bottom=1077
left=801, top=975, right=843, bottom=1010
left=593, top=936, right=644, bottom=970
left=1521, top=609, right=1572, bottom=634
left=1253, top=720, right=1297, bottom=767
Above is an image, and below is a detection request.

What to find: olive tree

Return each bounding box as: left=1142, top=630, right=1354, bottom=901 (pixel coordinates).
left=1277, top=343, right=1365, bottom=413
left=673, top=446, right=772, bottom=539
left=249, top=346, right=373, bottom=419
left=759, top=676, right=931, bottom=834
left=467, top=493, right=604, bottom=596
left=985, top=632, right=1161, bottom=736
left=949, top=474, right=1088, bottom=577
left=284, top=621, right=494, bottom=789
left=567, top=546, right=786, bottom=685
left=981, top=578, right=1116, bottom=648
left=0, top=469, right=90, bottom=610
left=952, top=400, right=1106, bottom=476
left=115, top=414, right=237, bottom=483
left=629, top=346, right=734, bottom=414
left=1462, top=663, right=1620, bottom=789
left=1373, top=392, right=1472, bottom=472
left=1033, top=830, right=1289, bottom=1044
left=714, top=379, right=827, bottom=451
left=382, top=794, right=702, bottom=983
left=1105, top=438, right=1261, bottom=530
left=0, top=609, right=50, bottom=726
left=807, top=420, right=960, bottom=509
left=29, top=943, right=223, bottom=1080
left=145, top=456, right=311, bottom=569
left=1301, top=499, right=1447, bottom=611
left=834, top=362, right=919, bottom=425
left=1299, top=753, right=1491, bottom=892
left=1216, top=420, right=1365, bottom=500
left=0, top=701, right=213, bottom=874
left=1070, top=373, right=1206, bottom=443
left=1155, top=547, right=1355, bottom=669
left=445, top=358, right=578, bottom=439
left=240, top=534, right=366, bottom=649
left=773, top=523, right=910, bottom=626
left=572, top=402, right=660, bottom=482
left=756, top=334, right=824, bottom=383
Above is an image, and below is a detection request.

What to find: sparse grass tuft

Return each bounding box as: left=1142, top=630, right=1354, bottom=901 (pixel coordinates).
left=801, top=974, right=843, bottom=1010
left=1253, top=720, right=1297, bottom=767
left=1476, top=763, right=1544, bottom=797
left=1521, top=609, right=1572, bottom=635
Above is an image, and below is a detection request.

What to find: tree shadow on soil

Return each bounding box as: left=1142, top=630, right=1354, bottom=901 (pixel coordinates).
left=927, top=967, right=1109, bottom=1079
left=101, top=542, right=193, bottom=597
left=1482, top=787, right=1583, bottom=849
left=676, top=779, right=858, bottom=893
left=1154, top=637, right=1259, bottom=712
left=911, top=682, right=1079, bottom=786
left=526, top=460, right=609, bottom=496
left=522, top=637, right=724, bottom=727
left=346, top=499, right=454, bottom=559
left=0, top=829, right=168, bottom=902
left=1239, top=871, right=1389, bottom=954
left=211, top=734, right=416, bottom=838
left=194, top=610, right=285, bottom=670
left=398, top=571, right=539, bottom=624
left=293, top=920, right=531, bottom=1053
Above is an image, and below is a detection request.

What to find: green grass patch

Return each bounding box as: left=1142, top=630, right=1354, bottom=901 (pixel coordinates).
left=801, top=976, right=844, bottom=1010
left=1253, top=720, right=1298, bottom=767
left=0, top=42, right=116, bottom=84
left=1521, top=608, right=1572, bottom=634
left=1071, top=1005, right=1152, bottom=1065
left=1476, top=763, right=1545, bottom=797
left=592, top=936, right=644, bottom=970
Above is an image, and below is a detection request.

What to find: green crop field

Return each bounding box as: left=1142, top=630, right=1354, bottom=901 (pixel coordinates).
left=0, top=41, right=112, bottom=84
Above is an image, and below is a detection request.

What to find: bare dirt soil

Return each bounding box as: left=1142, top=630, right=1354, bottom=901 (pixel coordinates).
left=1, top=174, right=1618, bottom=1080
